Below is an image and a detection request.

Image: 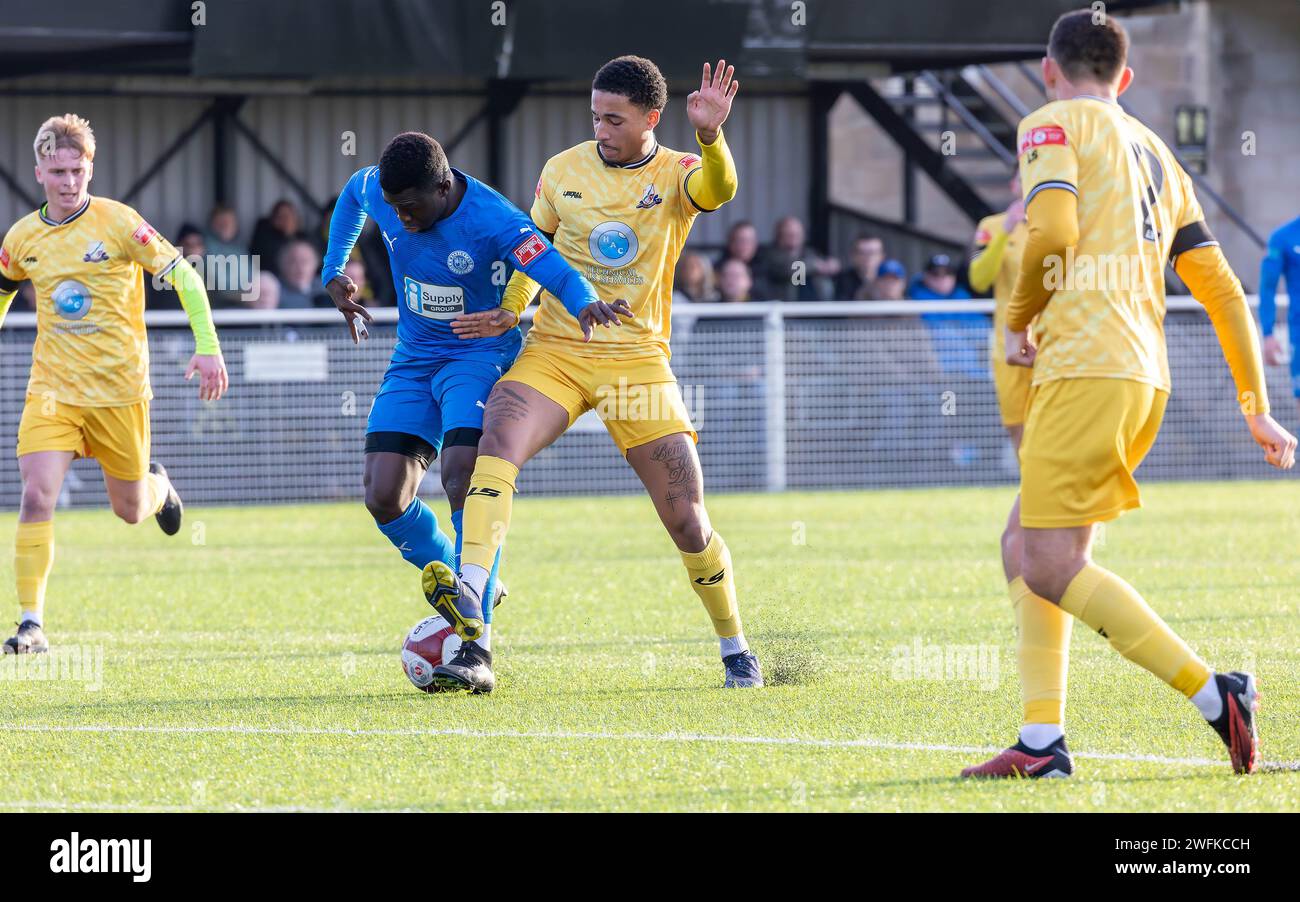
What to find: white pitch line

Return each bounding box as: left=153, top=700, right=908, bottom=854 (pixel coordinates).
left=4, top=722, right=1292, bottom=769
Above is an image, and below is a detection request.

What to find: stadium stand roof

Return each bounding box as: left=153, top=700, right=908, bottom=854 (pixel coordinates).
left=0, top=0, right=1180, bottom=83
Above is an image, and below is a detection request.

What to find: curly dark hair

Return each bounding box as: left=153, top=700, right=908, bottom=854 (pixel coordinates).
left=378, top=132, right=450, bottom=194
left=592, top=55, right=668, bottom=113
left=1048, top=9, right=1129, bottom=83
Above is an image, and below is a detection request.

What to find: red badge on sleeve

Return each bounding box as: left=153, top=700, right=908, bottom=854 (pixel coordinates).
left=0, top=247, right=9, bottom=271
left=535, top=176, right=543, bottom=198
left=975, top=228, right=991, bottom=244
left=1018, top=125, right=1067, bottom=157
left=132, top=221, right=158, bottom=245
left=679, top=154, right=700, bottom=169
left=512, top=233, right=547, bottom=267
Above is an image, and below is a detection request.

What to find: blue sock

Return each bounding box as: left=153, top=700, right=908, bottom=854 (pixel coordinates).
left=482, top=547, right=501, bottom=626
left=451, top=508, right=464, bottom=571
left=375, top=497, right=455, bottom=571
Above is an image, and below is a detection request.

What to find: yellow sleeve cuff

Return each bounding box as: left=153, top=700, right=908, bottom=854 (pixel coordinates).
left=502, top=270, right=541, bottom=317
left=162, top=258, right=221, bottom=355
left=968, top=227, right=1008, bottom=294
left=1175, top=244, right=1270, bottom=415
left=1007, top=189, right=1079, bottom=332
left=0, top=288, right=16, bottom=331
left=687, top=129, right=738, bottom=212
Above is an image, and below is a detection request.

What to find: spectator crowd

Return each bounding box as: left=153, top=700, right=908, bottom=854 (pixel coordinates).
left=7, top=199, right=984, bottom=319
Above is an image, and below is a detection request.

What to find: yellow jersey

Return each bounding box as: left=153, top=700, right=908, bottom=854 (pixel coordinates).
left=0, top=196, right=180, bottom=406
left=972, top=212, right=1028, bottom=364
left=526, top=140, right=711, bottom=358
left=1016, top=97, right=1212, bottom=391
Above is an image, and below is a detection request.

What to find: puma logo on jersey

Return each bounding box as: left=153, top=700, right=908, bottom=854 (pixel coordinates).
left=468, top=486, right=501, bottom=498
left=382, top=231, right=398, bottom=252
left=694, top=570, right=725, bottom=586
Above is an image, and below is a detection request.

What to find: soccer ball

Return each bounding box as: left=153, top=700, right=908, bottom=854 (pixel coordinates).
left=401, top=615, right=462, bottom=692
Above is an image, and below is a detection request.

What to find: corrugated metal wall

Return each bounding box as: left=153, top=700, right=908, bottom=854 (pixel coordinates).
left=0, top=92, right=212, bottom=235
left=233, top=93, right=490, bottom=222
left=0, top=84, right=808, bottom=251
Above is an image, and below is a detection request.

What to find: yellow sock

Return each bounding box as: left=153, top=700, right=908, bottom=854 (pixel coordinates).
left=461, top=455, right=518, bottom=572
left=15, top=520, right=54, bottom=622
left=144, top=472, right=170, bottom=516
left=1059, top=562, right=1210, bottom=697
left=1011, top=576, right=1073, bottom=726
left=680, top=531, right=742, bottom=638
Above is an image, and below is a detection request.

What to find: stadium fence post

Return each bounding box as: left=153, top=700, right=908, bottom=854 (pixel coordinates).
left=764, top=308, right=788, bottom=492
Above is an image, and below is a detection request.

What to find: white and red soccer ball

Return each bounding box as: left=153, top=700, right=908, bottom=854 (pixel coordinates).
left=401, top=615, right=462, bottom=692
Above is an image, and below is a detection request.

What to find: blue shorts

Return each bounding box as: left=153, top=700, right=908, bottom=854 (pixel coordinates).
left=367, top=355, right=508, bottom=458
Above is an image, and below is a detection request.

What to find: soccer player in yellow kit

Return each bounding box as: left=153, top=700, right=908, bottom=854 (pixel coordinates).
left=423, top=56, right=759, bottom=693
left=0, top=114, right=227, bottom=655
left=969, top=173, right=1031, bottom=450
left=961, top=11, right=1296, bottom=779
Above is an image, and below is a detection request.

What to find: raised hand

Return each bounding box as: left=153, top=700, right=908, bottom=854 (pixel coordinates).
left=687, top=59, right=739, bottom=144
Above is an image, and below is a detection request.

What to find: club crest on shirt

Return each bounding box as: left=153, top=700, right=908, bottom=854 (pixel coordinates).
left=83, top=240, right=109, bottom=263
left=635, top=184, right=663, bottom=210
left=447, top=250, right=474, bottom=275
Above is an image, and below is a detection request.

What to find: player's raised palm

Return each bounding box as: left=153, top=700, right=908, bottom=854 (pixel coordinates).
left=687, top=59, right=739, bottom=142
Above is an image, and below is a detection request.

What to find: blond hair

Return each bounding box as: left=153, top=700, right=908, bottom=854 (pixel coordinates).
left=33, top=113, right=96, bottom=163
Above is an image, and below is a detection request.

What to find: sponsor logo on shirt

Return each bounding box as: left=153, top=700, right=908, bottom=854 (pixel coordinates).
left=404, top=276, right=465, bottom=320
left=588, top=221, right=639, bottom=268
left=512, top=233, right=547, bottom=267
left=83, top=240, right=109, bottom=263
left=1018, top=125, right=1067, bottom=157
left=52, top=279, right=93, bottom=320
left=635, top=184, right=663, bottom=210
left=562, top=190, right=583, bottom=199
left=447, top=250, right=474, bottom=275
left=131, top=222, right=158, bottom=245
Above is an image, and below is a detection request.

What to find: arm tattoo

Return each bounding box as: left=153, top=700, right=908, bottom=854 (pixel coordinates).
left=651, top=439, right=700, bottom=511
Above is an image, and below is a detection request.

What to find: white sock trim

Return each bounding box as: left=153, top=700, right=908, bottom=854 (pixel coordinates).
left=1191, top=671, right=1222, bottom=721
left=720, top=633, right=748, bottom=658
left=1019, top=723, right=1064, bottom=749
left=461, top=564, right=489, bottom=600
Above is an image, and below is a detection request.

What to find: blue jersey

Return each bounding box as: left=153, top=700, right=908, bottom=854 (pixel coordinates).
left=1260, top=216, right=1300, bottom=336
left=322, top=166, right=597, bottom=364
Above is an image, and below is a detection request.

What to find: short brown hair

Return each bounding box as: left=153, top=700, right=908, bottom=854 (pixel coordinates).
left=1048, top=9, right=1129, bottom=84
left=33, top=113, right=96, bottom=162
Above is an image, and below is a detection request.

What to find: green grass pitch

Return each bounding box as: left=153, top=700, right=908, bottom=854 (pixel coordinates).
left=1, top=481, right=1298, bottom=812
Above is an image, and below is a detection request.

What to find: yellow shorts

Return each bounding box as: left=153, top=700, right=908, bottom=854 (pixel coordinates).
left=16, top=394, right=151, bottom=481
left=993, top=358, right=1033, bottom=427
left=1019, top=378, right=1167, bottom=528
left=501, top=342, right=696, bottom=455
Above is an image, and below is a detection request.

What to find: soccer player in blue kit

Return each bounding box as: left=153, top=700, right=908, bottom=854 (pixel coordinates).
left=322, top=132, right=625, bottom=640
left=1260, top=215, right=1300, bottom=416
